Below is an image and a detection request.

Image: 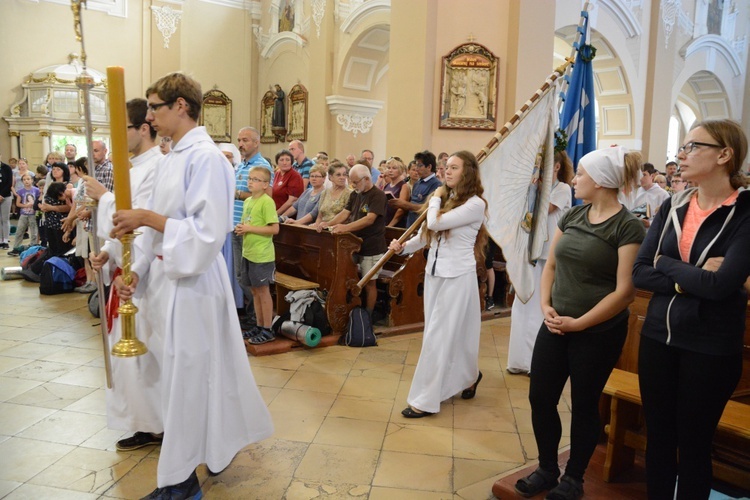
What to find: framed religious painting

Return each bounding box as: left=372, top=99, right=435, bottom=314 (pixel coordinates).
left=260, top=90, right=278, bottom=144
left=439, top=42, right=498, bottom=130
left=286, top=83, right=308, bottom=142
left=200, top=88, right=232, bottom=142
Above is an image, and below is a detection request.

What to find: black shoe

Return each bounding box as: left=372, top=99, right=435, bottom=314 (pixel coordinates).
left=484, top=296, right=495, bottom=310
left=248, top=329, right=275, bottom=345
left=116, top=431, right=163, bottom=451
left=461, top=371, right=483, bottom=399
left=545, top=474, right=583, bottom=500
left=141, top=471, right=202, bottom=500
left=401, top=406, right=435, bottom=418
left=514, top=467, right=560, bottom=498
left=0, top=243, right=8, bottom=249
left=7, top=250, right=20, bottom=257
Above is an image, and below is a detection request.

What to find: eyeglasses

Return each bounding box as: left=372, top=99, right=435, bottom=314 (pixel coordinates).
left=147, top=100, right=175, bottom=113
left=350, top=176, right=365, bottom=185
left=127, top=124, right=141, bottom=129
left=387, top=156, right=402, bottom=162
left=671, top=180, right=685, bottom=184
left=678, top=141, right=723, bottom=155
left=309, top=175, right=325, bottom=179
left=248, top=177, right=267, bottom=183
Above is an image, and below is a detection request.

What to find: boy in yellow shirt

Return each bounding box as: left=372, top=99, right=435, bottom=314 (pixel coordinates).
left=234, top=166, right=279, bottom=344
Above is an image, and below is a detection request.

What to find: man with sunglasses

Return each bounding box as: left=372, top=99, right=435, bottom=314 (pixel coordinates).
left=109, top=73, right=273, bottom=500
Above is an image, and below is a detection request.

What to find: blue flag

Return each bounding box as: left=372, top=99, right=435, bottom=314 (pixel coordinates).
left=559, top=10, right=597, bottom=174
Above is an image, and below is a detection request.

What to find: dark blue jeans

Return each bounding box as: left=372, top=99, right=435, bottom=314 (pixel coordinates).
left=638, top=335, right=742, bottom=500
left=529, top=317, right=627, bottom=482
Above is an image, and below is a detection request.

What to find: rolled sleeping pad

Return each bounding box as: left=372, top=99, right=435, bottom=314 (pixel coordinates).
left=1, top=266, right=24, bottom=280
left=279, top=321, right=321, bottom=347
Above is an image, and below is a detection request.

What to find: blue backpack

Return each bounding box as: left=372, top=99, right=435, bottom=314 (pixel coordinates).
left=341, top=307, right=377, bottom=347
left=39, top=257, right=76, bottom=295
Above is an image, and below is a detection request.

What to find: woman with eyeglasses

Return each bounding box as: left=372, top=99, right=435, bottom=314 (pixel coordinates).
left=633, top=119, right=750, bottom=499
left=283, top=163, right=326, bottom=224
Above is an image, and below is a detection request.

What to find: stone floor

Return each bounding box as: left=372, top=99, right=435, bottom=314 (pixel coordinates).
left=0, top=251, right=572, bottom=499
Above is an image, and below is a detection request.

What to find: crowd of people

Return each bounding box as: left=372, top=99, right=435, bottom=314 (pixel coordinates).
left=1, top=67, right=748, bottom=500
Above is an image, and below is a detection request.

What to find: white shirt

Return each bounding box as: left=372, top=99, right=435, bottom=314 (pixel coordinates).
left=403, top=195, right=485, bottom=278
left=634, top=184, right=670, bottom=214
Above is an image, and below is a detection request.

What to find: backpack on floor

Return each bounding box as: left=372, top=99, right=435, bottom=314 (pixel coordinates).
left=39, top=256, right=76, bottom=295
left=20, top=247, right=49, bottom=283
left=341, top=307, right=377, bottom=347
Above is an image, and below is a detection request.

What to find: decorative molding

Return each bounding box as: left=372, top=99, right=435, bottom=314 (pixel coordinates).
left=343, top=57, right=378, bottom=91
left=197, top=0, right=248, bottom=9
left=312, top=0, right=326, bottom=38
left=326, top=95, right=383, bottom=137
left=151, top=5, right=183, bottom=49
left=335, top=114, right=373, bottom=137
left=594, top=67, right=628, bottom=96
left=682, top=35, right=743, bottom=76
left=340, top=0, right=390, bottom=34
left=39, top=131, right=51, bottom=137
left=260, top=31, right=307, bottom=59
left=660, top=0, right=690, bottom=49
left=601, top=105, right=632, bottom=135
left=66, top=125, right=98, bottom=134
left=599, top=0, right=641, bottom=38
left=8, top=131, right=20, bottom=137
left=26, top=0, right=127, bottom=18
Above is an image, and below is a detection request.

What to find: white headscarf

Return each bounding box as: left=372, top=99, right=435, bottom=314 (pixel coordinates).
left=578, top=146, right=628, bottom=189
left=217, top=143, right=241, bottom=167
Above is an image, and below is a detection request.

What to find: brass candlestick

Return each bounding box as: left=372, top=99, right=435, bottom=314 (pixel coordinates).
left=111, top=232, right=147, bottom=357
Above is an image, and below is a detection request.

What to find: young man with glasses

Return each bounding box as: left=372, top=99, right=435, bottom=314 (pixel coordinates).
left=110, top=72, right=273, bottom=500
left=85, top=97, right=164, bottom=454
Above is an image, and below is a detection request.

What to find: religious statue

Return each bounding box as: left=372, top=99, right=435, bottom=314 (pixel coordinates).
left=272, top=84, right=286, bottom=129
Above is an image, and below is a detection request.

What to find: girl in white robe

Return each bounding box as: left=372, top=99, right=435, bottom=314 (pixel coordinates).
left=507, top=151, right=573, bottom=374
left=389, top=150, right=488, bottom=417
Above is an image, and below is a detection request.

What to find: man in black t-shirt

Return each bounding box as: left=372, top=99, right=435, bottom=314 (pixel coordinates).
left=321, top=164, right=386, bottom=315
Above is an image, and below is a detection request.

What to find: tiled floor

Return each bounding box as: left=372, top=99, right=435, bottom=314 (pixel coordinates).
left=0, top=252, right=572, bottom=499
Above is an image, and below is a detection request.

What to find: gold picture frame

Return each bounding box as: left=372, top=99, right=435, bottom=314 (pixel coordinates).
left=439, top=43, right=498, bottom=130
left=260, top=90, right=278, bottom=144
left=200, top=88, right=232, bottom=142
left=286, top=83, right=308, bottom=142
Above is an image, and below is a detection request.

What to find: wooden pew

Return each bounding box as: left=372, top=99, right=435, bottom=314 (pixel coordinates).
left=602, top=368, right=750, bottom=491
left=601, top=292, right=750, bottom=489
left=273, top=224, right=363, bottom=337
left=378, top=227, right=426, bottom=328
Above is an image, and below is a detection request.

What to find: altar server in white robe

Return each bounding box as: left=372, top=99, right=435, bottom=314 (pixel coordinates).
left=111, top=73, right=273, bottom=499
left=389, top=150, right=488, bottom=418
left=507, top=150, right=573, bottom=375
left=85, top=98, right=164, bottom=451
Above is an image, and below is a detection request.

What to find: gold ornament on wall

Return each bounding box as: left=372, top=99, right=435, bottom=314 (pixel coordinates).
left=286, top=83, right=308, bottom=142
left=439, top=41, right=499, bottom=131
left=200, top=88, right=232, bottom=143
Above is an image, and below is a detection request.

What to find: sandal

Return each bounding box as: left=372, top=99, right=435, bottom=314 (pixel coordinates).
left=461, top=371, right=483, bottom=399
left=401, top=406, right=435, bottom=418
left=514, top=467, right=560, bottom=498
left=545, top=475, right=583, bottom=500
left=248, top=330, right=275, bottom=345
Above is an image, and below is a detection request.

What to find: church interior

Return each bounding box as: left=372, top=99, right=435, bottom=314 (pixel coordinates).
left=0, top=0, right=749, bottom=498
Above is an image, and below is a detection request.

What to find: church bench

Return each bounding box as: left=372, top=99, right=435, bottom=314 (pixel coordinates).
left=273, top=272, right=320, bottom=317
left=273, top=224, right=362, bottom=337
left=602, top=368, right=750, bottom=490
left=377, top=227, right=427, bottom=327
